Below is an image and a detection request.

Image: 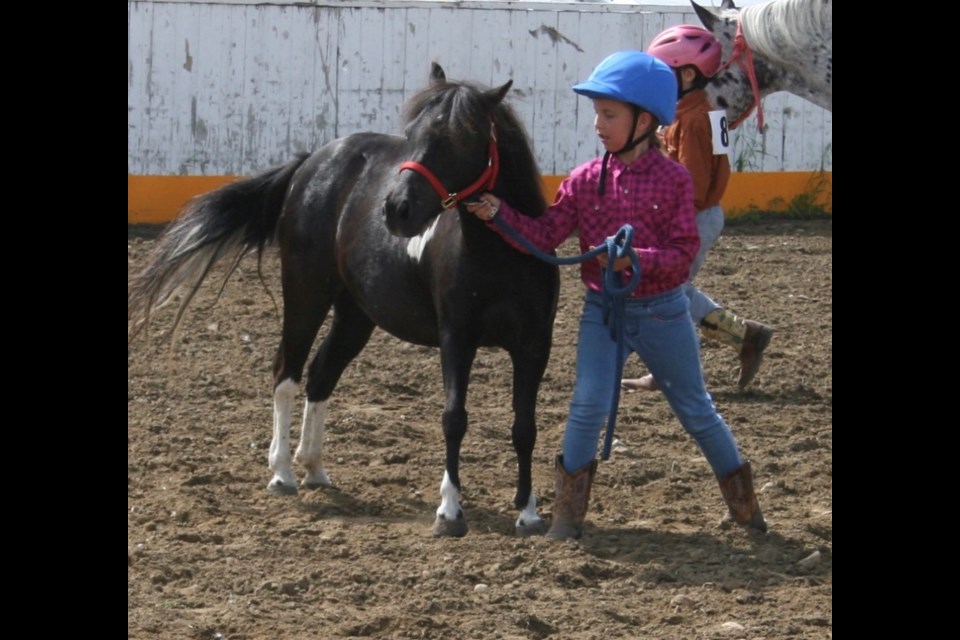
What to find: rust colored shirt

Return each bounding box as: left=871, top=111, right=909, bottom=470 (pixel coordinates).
left=488, top=146, right=699, bottom=299
left=661, top=89, right=730, bottom=212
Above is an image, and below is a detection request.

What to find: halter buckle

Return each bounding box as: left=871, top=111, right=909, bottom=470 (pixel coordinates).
left=441, top=195, right=457, bottom=209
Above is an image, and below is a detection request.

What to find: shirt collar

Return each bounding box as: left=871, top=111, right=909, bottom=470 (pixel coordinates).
left=605, top=145, right=662, bottom=175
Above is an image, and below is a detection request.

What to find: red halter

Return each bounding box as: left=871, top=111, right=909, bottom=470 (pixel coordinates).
left=715, top=18, right=764, bottom=132
left=398, top=120, right=500, bottom=210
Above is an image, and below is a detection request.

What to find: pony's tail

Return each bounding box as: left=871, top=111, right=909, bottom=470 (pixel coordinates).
left=128, top=153, right=310, bottom=344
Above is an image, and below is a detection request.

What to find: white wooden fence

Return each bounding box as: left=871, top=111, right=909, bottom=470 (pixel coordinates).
left=127, top=0, right=832, bottom=177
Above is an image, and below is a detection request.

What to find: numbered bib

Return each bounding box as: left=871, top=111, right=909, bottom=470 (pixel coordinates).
left=709, top=110, right=731, bottom=156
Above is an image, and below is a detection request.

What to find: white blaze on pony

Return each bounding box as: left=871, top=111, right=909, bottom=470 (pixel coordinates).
left=406, top=216, right=441, bottom=262
left=691, top=0, right=832, bottom=130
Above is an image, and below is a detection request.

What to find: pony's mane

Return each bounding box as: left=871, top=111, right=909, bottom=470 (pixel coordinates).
left=402, top=79, right=546, bottom=216
left=740, top=0, right=832, bottom=66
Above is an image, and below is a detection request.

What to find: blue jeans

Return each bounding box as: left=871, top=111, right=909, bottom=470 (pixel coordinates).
left=562, top=287, right=743, bottom=477
left=684, top=205, right=724, bottom=324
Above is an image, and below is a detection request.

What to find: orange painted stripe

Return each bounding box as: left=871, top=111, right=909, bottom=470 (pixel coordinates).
left=129, top=171, right=831, bottom=224
left=721, top=171, right=832, bottom=218
left=127, top=175, right=241, bottom=224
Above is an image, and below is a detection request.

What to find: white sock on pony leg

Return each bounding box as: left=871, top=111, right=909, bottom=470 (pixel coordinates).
left=267, top=378, right=299, bottom=494
left=295, top=399, right=332, bottom=488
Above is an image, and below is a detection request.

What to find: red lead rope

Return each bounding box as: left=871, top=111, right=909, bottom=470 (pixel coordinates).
left=715, top=19, right=764, bottom=132
left=398, top=121, right=500, bottom=209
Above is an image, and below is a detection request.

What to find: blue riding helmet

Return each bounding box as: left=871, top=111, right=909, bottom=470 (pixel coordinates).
left=572, top=51, right=677, bottom=124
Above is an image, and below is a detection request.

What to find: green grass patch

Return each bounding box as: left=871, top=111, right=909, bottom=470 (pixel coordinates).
left=726, top=171, right=832, bottom=225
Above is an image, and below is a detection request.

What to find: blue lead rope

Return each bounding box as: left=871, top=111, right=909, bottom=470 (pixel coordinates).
left=492, top=216, right=641, bottom=460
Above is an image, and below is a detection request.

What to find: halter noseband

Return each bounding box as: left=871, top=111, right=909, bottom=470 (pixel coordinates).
left=398, top=120, right=500, bottom=210
left=715, top=18, right=764, bottom=132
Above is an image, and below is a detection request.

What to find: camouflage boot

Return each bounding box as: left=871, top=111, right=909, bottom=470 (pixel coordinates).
left=700, top=309, right=774, bottom=389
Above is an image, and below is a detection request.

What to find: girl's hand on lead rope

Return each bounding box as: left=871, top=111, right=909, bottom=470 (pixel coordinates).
left=593, top=247, right=635, bottom=272
left=464, top=194, right=501, bottom=221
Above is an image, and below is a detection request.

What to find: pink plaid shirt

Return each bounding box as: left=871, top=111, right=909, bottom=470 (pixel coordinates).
left=489, top=147, right=700, bottom=298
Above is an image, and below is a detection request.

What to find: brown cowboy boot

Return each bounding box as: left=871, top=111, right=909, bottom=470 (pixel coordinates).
left=699, top=309, right=774, bottom=389
left=621, top=374, right=658, bottom=392
left=718, top=461, right=768, bottom=532
left=546, top=454, right=597, bottom=540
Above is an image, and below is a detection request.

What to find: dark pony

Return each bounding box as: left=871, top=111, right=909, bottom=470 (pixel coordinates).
left=128, top=63, right=559, bottom=537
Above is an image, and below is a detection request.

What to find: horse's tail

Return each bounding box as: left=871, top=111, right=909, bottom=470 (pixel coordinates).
left=127, top=153, right=310, bottom=344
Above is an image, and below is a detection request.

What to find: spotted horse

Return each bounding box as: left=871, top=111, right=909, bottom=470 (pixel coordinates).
left=692, top=0, right=832, bottom=130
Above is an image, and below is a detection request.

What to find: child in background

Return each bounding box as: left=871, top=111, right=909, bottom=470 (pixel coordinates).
left=622, top=25, right=774, bottom=392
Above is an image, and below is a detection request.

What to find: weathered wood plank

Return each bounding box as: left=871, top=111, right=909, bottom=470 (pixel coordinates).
left=128, top=0, right=832, bottom=176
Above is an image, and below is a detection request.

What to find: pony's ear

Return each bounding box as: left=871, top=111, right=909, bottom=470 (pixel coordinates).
left=430, top=62, right=446, bottom=85
left=721, top=0, right=737, bottom=9
left=691, top=1, right=718, bottom=30
left=483, top=80, right=513, bottom=108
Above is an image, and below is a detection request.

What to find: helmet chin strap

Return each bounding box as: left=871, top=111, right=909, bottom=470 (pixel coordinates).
left=599, top=108, right=652, bottom=196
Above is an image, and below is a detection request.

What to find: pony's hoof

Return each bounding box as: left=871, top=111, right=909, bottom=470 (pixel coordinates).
left=432, top=515, right=468, bottom=537
left=516, top=519, right=547, bottom=537
left=301, top=470, right=332, bottom=490
left=267, top=478, right=298, bottom=496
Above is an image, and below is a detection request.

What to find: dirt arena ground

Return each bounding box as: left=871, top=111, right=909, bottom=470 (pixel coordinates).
left=128, top=217, right=832, bottom=639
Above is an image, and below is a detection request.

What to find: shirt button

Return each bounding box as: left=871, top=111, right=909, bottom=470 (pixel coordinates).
left=623, top=188, right=629, bottom=194
left=653, top=203, right=659, bottom=209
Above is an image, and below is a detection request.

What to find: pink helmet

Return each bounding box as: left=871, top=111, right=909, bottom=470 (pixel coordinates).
left=647, top=24, right=722, bottom=78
